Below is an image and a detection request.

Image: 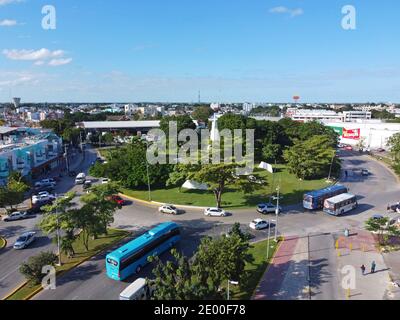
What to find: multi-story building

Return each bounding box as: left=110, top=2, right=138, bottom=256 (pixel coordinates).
left=242, top=103, right=256, bottom=114
left=0, top=127, right=63, bottom=184
left=288, top=109, right=371, bottom=123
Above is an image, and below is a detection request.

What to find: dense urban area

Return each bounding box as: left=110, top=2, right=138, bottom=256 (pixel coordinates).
left=0, top=98, right=400, bottom=301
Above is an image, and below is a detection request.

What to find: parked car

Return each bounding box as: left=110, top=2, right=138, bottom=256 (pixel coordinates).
left=372, top=214, right=384, bottom=220
left=83, top=180, right=92, bottom=190
left=377, top=148, right=386, bottom=152
left=2, top=211, right=29, bottom=222
left=101, top=178, right=110, bottom=184
left=110, top=195, right=126, bottom=207
left=257, top=203, right=282, bottom=214
left=344, top=146, right=353, bottom=151
left=75, top=173, right=86, bottom=185
left=32, top=193, right=56, bottom=205
left=361, top=169, right=369, bottom=176
left=204, top=208, right=227, bottom=217
left=13, top=232, right=36, bottom=250
left=34, top=180, right=56, bottom=189
left=159, top=205, right=178, bottom=215
left=249, top=219, right=270, bottom=230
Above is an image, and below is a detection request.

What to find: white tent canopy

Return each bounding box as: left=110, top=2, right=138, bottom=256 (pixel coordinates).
left=182, top=180, right=209, bottom=191
left=259, top=162, right=274, bottom=173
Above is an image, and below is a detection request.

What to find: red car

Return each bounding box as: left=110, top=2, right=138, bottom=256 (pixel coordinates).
left=345, top=146, right=353, bottom=151
left=110, top=195, right=126, bottom=206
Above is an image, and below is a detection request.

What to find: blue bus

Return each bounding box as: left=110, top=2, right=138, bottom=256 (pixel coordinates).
left=106, top=222, right=181, bottom=281
left=303, top=185, right=348, bottom=210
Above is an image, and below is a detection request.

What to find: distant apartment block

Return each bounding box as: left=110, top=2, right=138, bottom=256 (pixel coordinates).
left=0, top=127, right=63, bottom=184
left=243, top=102, right=256, bottom=114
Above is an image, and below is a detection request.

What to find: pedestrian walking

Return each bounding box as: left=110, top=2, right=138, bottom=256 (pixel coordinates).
left=371, top=261, right=376, bottom=274
left=361, top=264, right=366, bottom=275
left=345, top=170, right=348, bottom=178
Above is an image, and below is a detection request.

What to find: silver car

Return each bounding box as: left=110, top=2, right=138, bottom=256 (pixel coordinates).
left=13, top=232, right=36, bottom=249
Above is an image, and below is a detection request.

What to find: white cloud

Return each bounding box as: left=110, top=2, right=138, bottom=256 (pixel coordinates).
left=0, top=0, right=23, bottom=6
left=269, top=6, right=304, bottom=18
left=48, top=58, right=72, bottom=67
left=0, top=71, right=36, bottom=87
left=0, top=19, right=18, bottom=27
left=3, top=48, right=66, bottom=61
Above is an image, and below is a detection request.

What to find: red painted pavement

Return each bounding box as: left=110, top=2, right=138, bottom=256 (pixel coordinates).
left=253, top=236, right=300, bottom=300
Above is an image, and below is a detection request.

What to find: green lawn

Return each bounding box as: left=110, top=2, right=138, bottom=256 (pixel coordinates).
left=7, top=229, right=129, bottom=300
left=123, top=165, right=331, bottom=209
left=232, top=238, right=280, bottom=300
left=0, top=237, right=6, bottom=249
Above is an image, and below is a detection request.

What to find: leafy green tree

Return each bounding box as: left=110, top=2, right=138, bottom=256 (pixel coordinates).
left=159, top=115, right=196, bottom=136
left=0, top=172, right=30, bottom=213
left=102, top=132, right=115, bottom=145
left=40, top=192, right=77, bottom=259
left=192, top=106, right=213, bottom=123
left=297, top=121, right=339, bottom=147
left=150, top=225, right=252, bottom=300
left=192, top=163, right=262, bottom=208
left=19, top=252, right=58, bottom=285
left=262, top=144, right=282, bottom=163
left=62, top=127, right=81, bottom=146
left=80, top=183, right=120, bottom=238
left=365, top=217, right=400, bottom=246
left=284, top=135, right=340, bottom=180
left=388, top=133, right=400, bottom=162
left=217, top=113, right=250, bottom=132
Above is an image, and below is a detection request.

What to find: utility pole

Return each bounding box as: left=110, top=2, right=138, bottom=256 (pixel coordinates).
left=272, top=185, right=282, bottom=241
left=145, top=140, right=152, bottom=201
left=64, top=144, right=69, bottom=173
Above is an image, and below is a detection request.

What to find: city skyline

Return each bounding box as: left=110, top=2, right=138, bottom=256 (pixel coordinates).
left=1, top=0, right=400, bottom=103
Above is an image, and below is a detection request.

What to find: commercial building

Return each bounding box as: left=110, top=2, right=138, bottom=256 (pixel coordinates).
left=289, top=109, right=371, bottom=123
left=0, top=127, right=63, bottom=184
left=324, top=121, right=400, bottom=149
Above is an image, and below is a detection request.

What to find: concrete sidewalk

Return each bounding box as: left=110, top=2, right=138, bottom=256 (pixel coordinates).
left=253, top=236, right=310, bottom=300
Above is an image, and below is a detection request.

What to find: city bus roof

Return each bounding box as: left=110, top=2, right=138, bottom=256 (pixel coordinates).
left=325, top=193, right=356, bottom=204
left=305, top=185, right=347, bottom=198
left=120, top=278, right=147, bottom=298
left=107, top=222, right=179, bottom=261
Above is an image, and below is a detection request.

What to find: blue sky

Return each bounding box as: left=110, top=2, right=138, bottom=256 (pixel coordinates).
left=0, top=0, right=400, bottom=103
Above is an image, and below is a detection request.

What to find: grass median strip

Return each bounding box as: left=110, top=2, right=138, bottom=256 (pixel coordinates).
left=231, top=238, right=280, bottom=300
left=6, top=228, right=130, bottom=300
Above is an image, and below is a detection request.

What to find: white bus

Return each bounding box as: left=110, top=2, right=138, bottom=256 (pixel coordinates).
left=119, top=278, right=154, bottom=300
left=323, top=193, right=358, bottom=216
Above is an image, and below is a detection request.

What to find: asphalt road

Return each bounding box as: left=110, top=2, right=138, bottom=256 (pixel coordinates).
left=33, top=150, right=400, bottom=300
left=0, top=146, right=98, bottom=299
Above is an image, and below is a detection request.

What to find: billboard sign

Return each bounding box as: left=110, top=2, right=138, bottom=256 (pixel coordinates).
left=342, top=128, right=360, bottom=140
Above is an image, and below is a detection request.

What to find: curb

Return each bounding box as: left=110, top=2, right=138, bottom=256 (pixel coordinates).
left=368, top=154, right=400, bottom=184
left=120, top=193, right=208, bottom=211
left=2, top=281, right=28, bottom=300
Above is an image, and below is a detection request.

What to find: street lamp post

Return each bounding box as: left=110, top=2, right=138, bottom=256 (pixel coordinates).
left=55, top=196, right=62, bottom=266
left=145, top=140, right=152, bottom=202
left=327, top=152, right=336, bottom=182
left=272, top=186, right=282, bottom=242
left=227, top=280, right=239, bottom=300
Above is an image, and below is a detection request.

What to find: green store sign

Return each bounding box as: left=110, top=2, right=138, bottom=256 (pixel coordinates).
left=331, top=126, right=343, bottom=136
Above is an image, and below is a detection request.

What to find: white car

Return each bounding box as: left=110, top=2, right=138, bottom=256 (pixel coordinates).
left=249, top=219, right=270, bottom=230
left=13, top=232, right=36, bottom=249
left=2, top=211, right=29, bottom=222
left=32, top=193, right=56, bottom=205
left=159, top=205, right=178, bottom=215
left=257, top=203, right=282, bottom=215
left=102, top=178, right=110, bottom=184
left=204, top=208, right=227, bottom=217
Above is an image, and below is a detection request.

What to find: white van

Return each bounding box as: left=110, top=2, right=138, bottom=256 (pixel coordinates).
left=119, top=278, right=154, bottom=301
left=75, top=173, right=86, bottom=185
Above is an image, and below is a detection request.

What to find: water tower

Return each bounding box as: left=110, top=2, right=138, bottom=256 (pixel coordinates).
left=12, top=97, right=21, bottom=109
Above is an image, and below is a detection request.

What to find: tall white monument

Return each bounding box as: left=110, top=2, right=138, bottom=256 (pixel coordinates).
left=210, top=114, right=220, bottom=142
